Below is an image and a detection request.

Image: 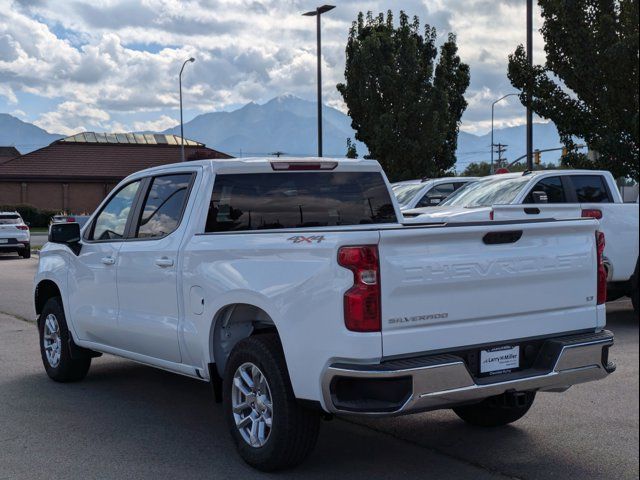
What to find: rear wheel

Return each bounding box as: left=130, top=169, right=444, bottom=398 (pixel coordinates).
left=453, top=391, right=536, bottom=427
left=20, top=244, right=31, bottom=259
left=223, top=334, right=321, bottom=471
left=38, top=297, right=91, bottom=382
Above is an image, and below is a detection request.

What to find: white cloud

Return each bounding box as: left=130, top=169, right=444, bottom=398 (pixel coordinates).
left=1, top=0, right=547, bottom=134
left=34, top=101, right=111, bottom=135
left=132, top=115, right=178, bottom=132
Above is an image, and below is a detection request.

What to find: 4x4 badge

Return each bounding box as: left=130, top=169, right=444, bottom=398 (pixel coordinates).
left=287, top=235, right=325, bottom=244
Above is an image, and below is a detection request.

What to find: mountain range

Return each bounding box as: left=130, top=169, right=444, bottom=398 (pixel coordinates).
left=0, top=95, right=565, bottom=170
left=0, top=113, right=63, bottom=154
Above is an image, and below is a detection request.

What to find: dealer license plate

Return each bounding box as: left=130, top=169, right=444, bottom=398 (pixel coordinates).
left=480, top=345, right=520, bottom=374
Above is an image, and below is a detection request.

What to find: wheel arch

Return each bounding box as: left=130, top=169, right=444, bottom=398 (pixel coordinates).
left=34, top=279, right=62, bottom=315
left=208, top=303, right=281, bottom=378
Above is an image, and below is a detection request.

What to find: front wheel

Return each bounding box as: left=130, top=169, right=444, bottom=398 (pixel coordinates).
left=453, top=391, right=536, bottom=427
left=223, top=334, right=321, bottom=471
left=38, top=297, right=91, bottom=382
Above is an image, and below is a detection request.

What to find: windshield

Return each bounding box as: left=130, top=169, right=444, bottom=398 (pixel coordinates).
left=391, top=183, right=424, bottom=206
left=440, top=176, right=531, bottom=207
left=0, top=214, right=21, bottom=225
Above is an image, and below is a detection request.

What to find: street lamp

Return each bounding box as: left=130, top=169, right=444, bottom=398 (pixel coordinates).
left=303, top=4, right=335, bottom=158
left=491, top=93, right=519, bottom=174
left=526, top=0, right=533, bottom=170
left=179, top=57, right=195, bottom=162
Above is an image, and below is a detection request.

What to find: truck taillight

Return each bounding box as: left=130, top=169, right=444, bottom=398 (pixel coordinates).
left=338, top=245, right=381, bottom=332
left=596, top=231, right=607, bottom=305
left=582, top=209, right=603, bottom=220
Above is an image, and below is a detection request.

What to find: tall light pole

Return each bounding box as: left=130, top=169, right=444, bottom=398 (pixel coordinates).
left=303, top=5, right=335, bottom=158
left=179, top=57, right=195, bottom=162
left=491, top=93, right=518, bottom=174
left=526, top=0, right=533, bottom=170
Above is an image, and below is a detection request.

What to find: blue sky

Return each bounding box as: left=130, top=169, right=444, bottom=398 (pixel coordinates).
left=0, top=0, right=546, bottom=136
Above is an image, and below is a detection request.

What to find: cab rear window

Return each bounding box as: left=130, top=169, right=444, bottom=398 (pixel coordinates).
left=205, top=172, right=397, bottom=232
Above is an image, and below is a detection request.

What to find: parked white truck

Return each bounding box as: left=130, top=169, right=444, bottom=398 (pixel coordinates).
left=404, top=170, right=639, bottom=312
left=35, top=158, right=615, bottom=471
left=391, top=176, right=478, bottom=210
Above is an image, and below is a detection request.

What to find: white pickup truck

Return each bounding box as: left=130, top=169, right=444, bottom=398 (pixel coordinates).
left=35, top=158, right=615, bottom=471
left=404, top=170, right=639, bottom=312
left=391, top=176, right=478, bottom=210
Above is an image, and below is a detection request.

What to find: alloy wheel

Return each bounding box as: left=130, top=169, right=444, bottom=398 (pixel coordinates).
left=43, top=314, right=62, bottom=368
left=231, top=362, right=273, bottom=448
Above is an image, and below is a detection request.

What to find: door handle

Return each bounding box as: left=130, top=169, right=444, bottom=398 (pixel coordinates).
left=101, top=256, right=116, bottom=265
left=483, top=230, right=523, bottom=245
left=155, top=257, right=174, bottom=268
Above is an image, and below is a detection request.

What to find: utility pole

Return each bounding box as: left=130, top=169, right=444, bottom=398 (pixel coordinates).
left=526, top=0, right=533, bottom=170
left=495, top=143, right=508, bottom=168
left=303, top=5, right=335, bottom=158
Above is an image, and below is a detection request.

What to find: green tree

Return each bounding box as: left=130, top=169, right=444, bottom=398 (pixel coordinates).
left=345, top=138, right=358, bottom=158
left=337, top=11, right=470, bottom=181
left=508, top=0, right=639, bottom=180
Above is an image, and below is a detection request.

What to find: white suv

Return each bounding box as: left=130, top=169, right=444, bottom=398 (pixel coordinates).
left=0, top=211, right=30, bottom=258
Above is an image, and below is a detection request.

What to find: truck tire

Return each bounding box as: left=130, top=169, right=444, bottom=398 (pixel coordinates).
left=37, top=297, right=91, bottom=382
left=453, top=391, right=536, bottom=427
left=223, top=333, right=321, bottom=471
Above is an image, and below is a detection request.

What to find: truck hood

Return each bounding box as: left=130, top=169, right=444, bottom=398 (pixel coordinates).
left=402, top=205, right=492, bottom=223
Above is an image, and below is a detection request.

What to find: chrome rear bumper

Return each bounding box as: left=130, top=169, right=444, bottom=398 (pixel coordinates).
left=322, top=330, right=615, bottom=415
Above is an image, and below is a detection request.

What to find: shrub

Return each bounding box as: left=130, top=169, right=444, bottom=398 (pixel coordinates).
left=0, top=204, right=57, bottom=228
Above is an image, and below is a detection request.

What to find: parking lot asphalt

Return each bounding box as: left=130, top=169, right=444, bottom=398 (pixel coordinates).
left=0, top=255, right=37, bottom=321
left=30, top=233, right=48, bottom=248
left=0, top=254, right=638, bottom=479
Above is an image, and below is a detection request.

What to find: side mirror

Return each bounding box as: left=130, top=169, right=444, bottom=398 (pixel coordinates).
left=531, top=191, right=549, bottom=204
left=49, top=223, right=82, bottom=254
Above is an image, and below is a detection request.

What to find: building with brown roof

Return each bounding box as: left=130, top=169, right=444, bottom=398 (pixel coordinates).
left=0, top=133, right=231, bottom=213
left=0, top=146, right=20, bottom=165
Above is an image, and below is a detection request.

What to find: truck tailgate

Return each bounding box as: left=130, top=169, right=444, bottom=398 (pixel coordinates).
left=379, top=219, right=600, bottom=357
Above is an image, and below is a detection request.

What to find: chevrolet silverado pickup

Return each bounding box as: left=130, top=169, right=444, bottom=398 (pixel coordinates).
left=35, top=158, right=615, bottom=471
left=404, top=170, right=639, bottom=312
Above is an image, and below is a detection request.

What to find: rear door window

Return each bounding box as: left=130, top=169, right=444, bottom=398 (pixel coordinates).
left=524, top=176, right=567, bottom=203
left=570, top=175, right=611, bottom=203
left=135, top=174, right=193, bottom=239
left=205, top=172, right=397, bottom=232
left=416, top=183, right=455, bottom=207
